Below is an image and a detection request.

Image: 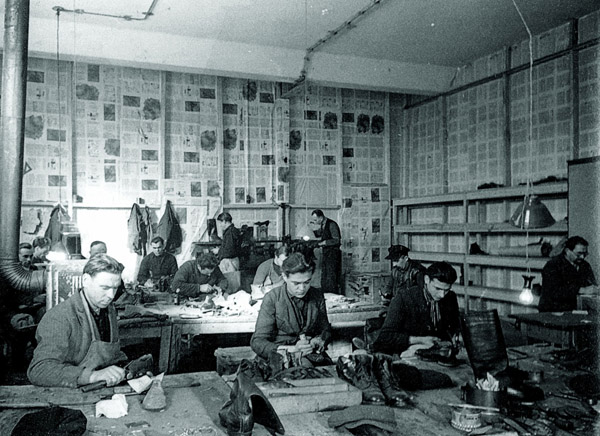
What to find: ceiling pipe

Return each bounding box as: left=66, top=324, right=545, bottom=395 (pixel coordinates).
left=288, top=0, right=388, bottom=93
left=51, top=0, right=159, bottom=22
left=0, top=0, right=46, bottom=295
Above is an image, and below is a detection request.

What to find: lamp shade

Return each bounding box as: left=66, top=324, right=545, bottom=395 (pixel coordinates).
left=509, top=195, right=555, bottom=229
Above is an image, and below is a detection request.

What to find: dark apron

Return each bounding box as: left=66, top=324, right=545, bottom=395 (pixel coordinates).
left=79, top=294, right=126, bottom=372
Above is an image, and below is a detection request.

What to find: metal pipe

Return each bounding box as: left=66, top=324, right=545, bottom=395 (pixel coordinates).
left=0, top=0, right=45, bottom=293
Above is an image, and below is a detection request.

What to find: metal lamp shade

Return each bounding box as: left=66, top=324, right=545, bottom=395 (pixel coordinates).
left=509, top=195, right=556, bottom=229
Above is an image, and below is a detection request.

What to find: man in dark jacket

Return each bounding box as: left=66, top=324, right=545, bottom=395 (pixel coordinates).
left=372, top=261, right=459, bottom=357
left=251, top=253, right=332, bottom=363
left=381, top=244, right=425, bottom=301
left=171, top=253, right=228, bottom=298
left=216, top=212, right=242, bottom=269
left=311, top=209, right=342, bottom=294
left=137, top=236, right=178, bottom=288
left=539, top=236, right=597, bottom=312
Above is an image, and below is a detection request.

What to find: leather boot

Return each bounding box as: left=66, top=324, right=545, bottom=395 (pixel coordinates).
left=373, top=354, right=412, bottom=407
left=219, top=372, right=285, bottom=436
left=336, top=354, right=385, bottom=404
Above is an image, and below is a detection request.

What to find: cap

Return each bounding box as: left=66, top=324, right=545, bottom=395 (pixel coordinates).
left=385, top=245, right=410, bottom=260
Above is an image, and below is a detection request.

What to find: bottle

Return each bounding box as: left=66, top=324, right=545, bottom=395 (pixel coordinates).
left=174, top=288, right=180, bottom=305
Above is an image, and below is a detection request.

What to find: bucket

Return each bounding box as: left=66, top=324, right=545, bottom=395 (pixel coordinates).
left=462, top=384, right=506, bottom=410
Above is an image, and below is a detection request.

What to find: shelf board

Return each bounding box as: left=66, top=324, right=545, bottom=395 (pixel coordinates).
left=467, top=255, right=548, bottom=269
left=454, top=285, right=540, bottom=306
left=408, top=252, right=549, bottom=269
left=409, top=251, right=465, bottom=263
left=394, top=221, right=567, bottom=234
left=392, top=182, right=567, bottom=207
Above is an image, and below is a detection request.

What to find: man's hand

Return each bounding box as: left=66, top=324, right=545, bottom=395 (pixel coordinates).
left=89, top=365, right=125, bottom=387
left=143, top=279, right=155, bottom=290
left=309, top=336, right=326, bottom=353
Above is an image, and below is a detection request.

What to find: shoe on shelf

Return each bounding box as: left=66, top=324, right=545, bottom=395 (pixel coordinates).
left=336, top=355, right=386, bottom=404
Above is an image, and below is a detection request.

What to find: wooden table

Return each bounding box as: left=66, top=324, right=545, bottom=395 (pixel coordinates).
left=1, top=345, right=595, bottom=436
left=509, top=311, right=598, bottom=349
left=122, top=302, right=381, bottom=372
left=118, top=316, right=174, bottom=374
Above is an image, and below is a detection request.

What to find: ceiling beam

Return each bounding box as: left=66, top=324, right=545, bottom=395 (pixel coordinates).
left=19, top=16, right=455, bottom=94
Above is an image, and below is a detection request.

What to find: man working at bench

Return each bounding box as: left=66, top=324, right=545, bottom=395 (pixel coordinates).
left=28, top=254, right=128, bottom=387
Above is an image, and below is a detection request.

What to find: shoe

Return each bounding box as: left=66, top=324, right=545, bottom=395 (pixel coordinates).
left=373, top=354, right=412, bottom=407
left=336, top=355, right=386, bottom=404
left=219, top=372, right=285, bottom=436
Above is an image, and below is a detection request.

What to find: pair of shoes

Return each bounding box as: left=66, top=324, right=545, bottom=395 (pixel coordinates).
left=373, top=354, right=413, bottom=407
left=336, top=354, right=412, bottom=407
left=336, top=355, right=386, bottom=404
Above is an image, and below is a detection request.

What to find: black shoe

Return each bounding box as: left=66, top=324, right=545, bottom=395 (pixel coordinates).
left=373, top=354, right=412, bottom=407
left=336, top=355, right=386, bottom=404
left=219, top=372, right=285, bottom=436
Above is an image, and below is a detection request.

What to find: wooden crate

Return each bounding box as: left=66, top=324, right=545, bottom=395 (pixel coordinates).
left=255, top=377, right=362, bottom=415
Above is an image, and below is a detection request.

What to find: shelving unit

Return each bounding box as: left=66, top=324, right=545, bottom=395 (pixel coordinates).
left=392, top=182, right=568, bottom=314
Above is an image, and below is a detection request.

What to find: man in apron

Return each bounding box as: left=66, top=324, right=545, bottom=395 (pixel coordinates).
left=28, top=254, right=128, bottom=387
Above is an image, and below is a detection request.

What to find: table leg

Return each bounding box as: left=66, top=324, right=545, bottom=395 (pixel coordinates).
left=169, top=323, right=183, bottom=373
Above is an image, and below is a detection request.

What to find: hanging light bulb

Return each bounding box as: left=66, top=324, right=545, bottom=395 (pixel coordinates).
left=519, top=275, right=535, bottom=305
left=510, top=195, right=556, bottom=229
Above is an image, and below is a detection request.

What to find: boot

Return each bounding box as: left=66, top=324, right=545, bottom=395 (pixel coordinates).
left=373, top=354, right=412, bottom=407
left=219, top=372, right=285, bottom=436
left=336, top=355, right=386, bottom=404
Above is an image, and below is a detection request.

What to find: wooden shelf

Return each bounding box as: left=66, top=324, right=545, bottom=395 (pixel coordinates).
left=454, top=285, right=540, bottom=306
left=394, top=221, right=567, bottom=235
left=392, top=182, right=567, bottom=312
left=392, top=181, right=567, bottom=207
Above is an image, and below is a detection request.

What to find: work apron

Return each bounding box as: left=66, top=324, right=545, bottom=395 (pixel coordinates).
left=79, top=294, right=126, bottom=373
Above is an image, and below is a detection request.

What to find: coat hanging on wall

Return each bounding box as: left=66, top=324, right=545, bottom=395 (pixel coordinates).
left=157, top=200, right=182, bottom=254
left=127, top=203, right=146, bottom=256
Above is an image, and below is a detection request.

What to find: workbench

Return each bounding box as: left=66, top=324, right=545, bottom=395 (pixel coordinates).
left=0, top=345, right=596, bottom=435
left=118, top=301, right=381, bottom=373
left=509, top=311, right=598, bottom=349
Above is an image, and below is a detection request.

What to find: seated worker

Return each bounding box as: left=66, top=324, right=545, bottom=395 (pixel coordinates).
left=250, top=252, right=332, bottom=366
left=31, top=236, right=51, bottom=265
left=88, top=241, right=126, bottom=302
left=171, top=252, right=229, bottom=299
left=539, top=235, right=598, bottom=312
left=252, top=244, right=290, bottom=287
left=27, top=254, right=128, bottom=388
left=371, top=261, right=459, bottom=357
left=89, top=240, right=107, bottom=257
left=18, top=242, right=36, bottom=271
left=136, top=236, right=178, bottom=289
left=381, top=244, right=425, bottom=302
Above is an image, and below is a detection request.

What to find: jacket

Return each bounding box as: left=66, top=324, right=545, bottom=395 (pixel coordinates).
left=250, top=284, right=332, bottom=359
left=27, top=292, right=126, bottom=387
left=157, top=200, right=182, bottom=253
left=171, top=260, right=229, bottom=297
left=373, top=285, right=459, bottom=355
left=539, top=254, right=597, bottom=312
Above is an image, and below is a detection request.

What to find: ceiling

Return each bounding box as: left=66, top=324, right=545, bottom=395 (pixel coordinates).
left=6, top=0, right=600, bottom=93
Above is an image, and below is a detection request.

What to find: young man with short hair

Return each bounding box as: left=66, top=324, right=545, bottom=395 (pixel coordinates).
left=28, top=254, right=128, bottom=387
left=171, top=252, right=228, bottom=298
left=136, top=236, right=178, bottom=288
left=372, top=261, right=460, bottom=356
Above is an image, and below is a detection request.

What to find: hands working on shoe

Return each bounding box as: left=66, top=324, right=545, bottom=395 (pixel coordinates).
left=401, top=336, right=450, bottom=359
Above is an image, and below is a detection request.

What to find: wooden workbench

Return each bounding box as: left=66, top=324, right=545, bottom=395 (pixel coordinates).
left=4, top=345, right=594, bottom=435
left=120, top=301, right=381, bottom=373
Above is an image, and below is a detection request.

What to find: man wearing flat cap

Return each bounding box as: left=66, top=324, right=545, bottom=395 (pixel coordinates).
left=381, top=245, right=425, bottom=302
